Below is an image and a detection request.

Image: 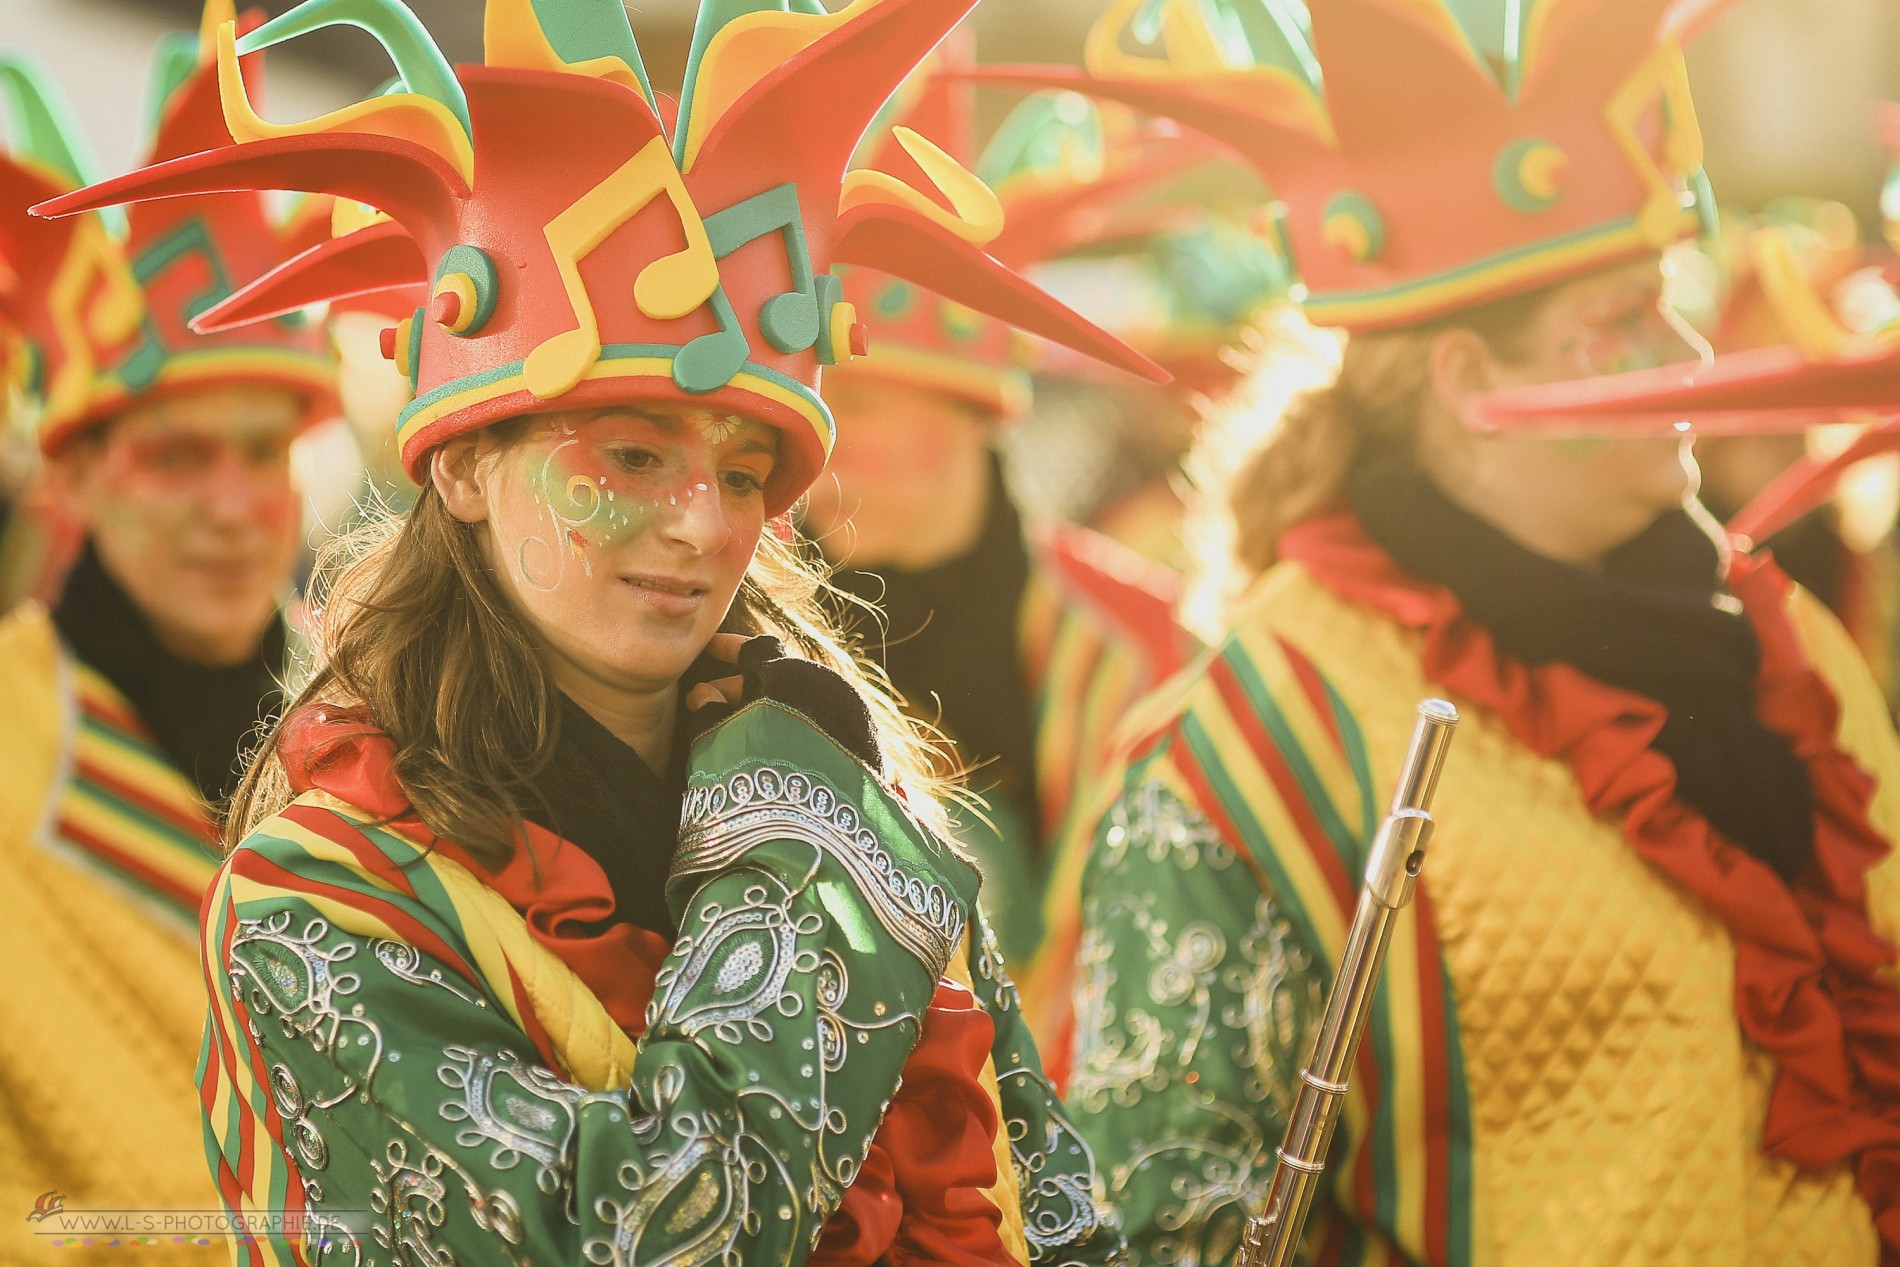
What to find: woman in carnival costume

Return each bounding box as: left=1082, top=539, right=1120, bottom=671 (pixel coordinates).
left=982, top=0, right=1900, bottom=1263
left=0, top=12, right=336, bottom=1260
left=805, top=65, right=1195, bottom=1009
left=38, top=0, right=1161, bottom=1262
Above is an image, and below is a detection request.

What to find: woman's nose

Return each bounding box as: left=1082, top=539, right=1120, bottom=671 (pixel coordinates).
left=656, top=478, right=731, bottom=555
left=199, top=453, right=280, bottom=524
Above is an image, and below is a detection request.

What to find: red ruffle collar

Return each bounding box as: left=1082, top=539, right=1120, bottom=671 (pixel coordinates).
left=1280, top=512, right=1900, bottom=1262
left=277, top=705, right=671, bottom=1039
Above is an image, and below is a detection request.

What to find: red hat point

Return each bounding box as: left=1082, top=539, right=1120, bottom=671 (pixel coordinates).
left=835, top=30, right=1176, bottom=420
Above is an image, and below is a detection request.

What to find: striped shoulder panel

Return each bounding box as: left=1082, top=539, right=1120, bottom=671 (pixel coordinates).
left=1157, top=623, right=1476, bottom=1267
left=1017, top=617, right=1217, bottom=1052
left=1032, top=523, right=1194, bottom=680
left=213, top=793, right=636, bottom=1086
left=197, top=790, right=692, bottom=1262
left=48, top=659, right=218, bottom=926
left=1021, top=527, right=1196, bottom=845
left=1011, top=548, right=1183, bottom=1031
left=200, top=860, right=309, bottom=1267
left=201, top=796, right=519, bottom=1265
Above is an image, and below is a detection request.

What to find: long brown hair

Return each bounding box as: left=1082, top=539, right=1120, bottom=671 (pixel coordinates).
left=1185, top=289, right=1552, bottom=630
left=229, top=461, right=962, bottom=865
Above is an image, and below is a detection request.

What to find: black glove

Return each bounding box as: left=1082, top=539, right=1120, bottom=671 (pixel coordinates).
left=738, top=636, right=884, bottom=774
left=689, top=636, right=885, bottom=774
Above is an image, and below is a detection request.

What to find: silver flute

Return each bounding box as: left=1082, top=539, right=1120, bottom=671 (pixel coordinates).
left=1235, top=699, right=1460, bottom=1267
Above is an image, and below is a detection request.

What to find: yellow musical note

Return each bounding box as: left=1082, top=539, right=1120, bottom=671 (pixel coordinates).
left=1606, top=42, right=1703, bottom=248
left=524, top=135, right=719, bottom=400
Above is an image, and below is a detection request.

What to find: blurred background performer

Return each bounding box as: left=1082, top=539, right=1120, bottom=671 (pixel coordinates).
left=1668, top=197, right=1900, bottom=704
left=967, top=90, right=1301, bottom=1050
left=983, top=91, right=1290, bottom=573
left=807, top=64, right=1198, bottom=996
left=983, top=0, right=1900, bottom=1263
left=0, top=7, right=337, bottom=1262
left=39, top=0, right=1168, bottom=1260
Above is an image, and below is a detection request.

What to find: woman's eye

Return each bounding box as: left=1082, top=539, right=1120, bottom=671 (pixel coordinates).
left=141, top=441, right=213, bottom=472
left=721, top=469, right=767, bottom=496
left=606, top=446, right=660, bottom=474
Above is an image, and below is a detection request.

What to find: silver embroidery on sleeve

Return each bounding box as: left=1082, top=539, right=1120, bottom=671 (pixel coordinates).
left=1072, top=777, right=1322, bottom=1267
left=371, top=1140, right=455, bottom=1267
left=437, top=1047, right=586, bottom=1198
left=675, top=764, right=964, bottom=973
left=374, top=939, right=485, bottom=1006
left=1001, top=1067, right=1110, bottom=1260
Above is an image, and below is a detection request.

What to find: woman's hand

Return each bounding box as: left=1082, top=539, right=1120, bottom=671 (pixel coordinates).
left=685, top=633, right=747, bottom=712
left=685, top=634, right=884, bottom=773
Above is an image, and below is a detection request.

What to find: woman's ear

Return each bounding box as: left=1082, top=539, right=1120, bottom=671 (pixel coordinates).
left=1427, top=326, right=1498, bottom=419
left=44, top=446, right=91, bottom=508
left=430, top=435, right=492, bottom=525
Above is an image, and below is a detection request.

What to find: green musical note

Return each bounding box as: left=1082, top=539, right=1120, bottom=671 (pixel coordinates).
left=671, top=182, right=822, bottom=393
left=673, top=284, right=749, bottom=394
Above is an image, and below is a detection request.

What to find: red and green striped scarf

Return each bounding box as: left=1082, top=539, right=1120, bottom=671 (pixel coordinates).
left=49, top=659, right=219, bottom=926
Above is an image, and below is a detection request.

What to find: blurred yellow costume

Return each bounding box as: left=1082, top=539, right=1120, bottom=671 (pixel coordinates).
left=0, top=604, right=224, bottom=1265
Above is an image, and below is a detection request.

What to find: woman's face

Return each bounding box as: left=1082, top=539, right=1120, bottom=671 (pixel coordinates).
left=443, top=404, right=778, bottom=697
left=1423, top=257, right=1704, bottom=566
left=66, top=384, right=304, bottom=665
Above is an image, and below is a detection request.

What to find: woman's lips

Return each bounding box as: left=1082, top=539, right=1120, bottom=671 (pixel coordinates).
left=182, top=557, right=270, bottom=587
left=620, top=573, right=707, bottom=617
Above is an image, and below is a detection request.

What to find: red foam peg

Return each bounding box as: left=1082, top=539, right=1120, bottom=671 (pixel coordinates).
left=430, top=289, right=463, bottom=329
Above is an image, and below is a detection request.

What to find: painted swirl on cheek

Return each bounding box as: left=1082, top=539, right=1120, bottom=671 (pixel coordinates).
left=516, top=425, right=655, bottom=591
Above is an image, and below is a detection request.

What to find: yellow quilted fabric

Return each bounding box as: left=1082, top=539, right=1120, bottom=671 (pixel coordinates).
left=1248, top=563, right=1886, bottom=1267
left=0, top=605, right=225, bottom=1266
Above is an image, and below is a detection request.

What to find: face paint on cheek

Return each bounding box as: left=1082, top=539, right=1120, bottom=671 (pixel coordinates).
left=515, top=435, right=658, bottom=590
left=92, top=450, right=196, bottom=549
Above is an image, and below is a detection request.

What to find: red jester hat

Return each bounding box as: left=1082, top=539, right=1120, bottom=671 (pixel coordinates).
left=3, top=6, right=335, bottom=452
left=39, top=0, right=1167, bottom=517
left=974, top=0, right=1745, bottom=333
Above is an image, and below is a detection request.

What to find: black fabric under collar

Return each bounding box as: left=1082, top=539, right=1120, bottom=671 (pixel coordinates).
left=1346, top=460, right=1815, bottom=883
left=51, top=539, right=287, bottom=808
left=824, top=453, right=1041, bottom=833
left=522, top=692, right=688, bottom=938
